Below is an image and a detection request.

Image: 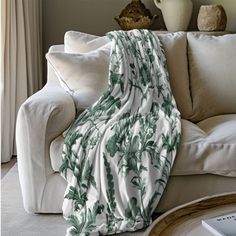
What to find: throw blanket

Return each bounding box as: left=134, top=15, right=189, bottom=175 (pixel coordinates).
left=60, top=30, right=181, bottom=236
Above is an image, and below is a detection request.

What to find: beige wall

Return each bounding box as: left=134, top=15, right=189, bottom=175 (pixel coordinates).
left=42, top=0, right=163, bottom=52
left=42, top=0, right=236, bottom=53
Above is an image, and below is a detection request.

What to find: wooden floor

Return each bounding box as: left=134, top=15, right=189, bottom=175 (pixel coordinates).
left=1, top=157, right=17, bottom=179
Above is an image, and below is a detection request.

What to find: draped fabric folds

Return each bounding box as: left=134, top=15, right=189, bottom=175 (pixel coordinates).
left=61, top=30, right=181, bottom=235
left=1, top=0, right=42, bottom=162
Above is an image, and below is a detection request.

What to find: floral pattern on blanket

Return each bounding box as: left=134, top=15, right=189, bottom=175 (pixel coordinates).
left=60, top=29, right=181, bottom=236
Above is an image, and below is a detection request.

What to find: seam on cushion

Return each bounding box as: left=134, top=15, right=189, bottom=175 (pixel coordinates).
left=186, top=34, right=194, bottom=115
left=196, top=113, right=236, bottom=124
left=182, top=142, right=236, bottom=145
left=174, top=169, right=236, bottom=173
left=172, top=169, right=236, bottom=176
left=40, top=105, right=62, bottom=210
left=40, top=96, right=76, bottom=209
left=49, top=134, right=64, bottom=172
left=46, top=55, right=73, bottom=93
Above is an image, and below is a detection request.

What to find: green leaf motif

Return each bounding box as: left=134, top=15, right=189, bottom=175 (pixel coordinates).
left=162, top=93, right=174, bottom=117
left=140, top=64, right=151, bottom=86
left=130, top=135, right=140, bottom=152
left=110, top=71, right=124, bottom=93
left=67, top=201, right=104, bottom=236
left=106, top=134, right=119, bottom=157
left=124, top=197, right=139, bottom=219
left=65, top=186, right=87, bottom=211
left=130, top=63, right=135, bottom=69
left=103, top=153, right=116, bottom=212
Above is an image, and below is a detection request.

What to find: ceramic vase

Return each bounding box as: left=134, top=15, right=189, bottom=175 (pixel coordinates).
left=154, top=0, right=193, bottom=31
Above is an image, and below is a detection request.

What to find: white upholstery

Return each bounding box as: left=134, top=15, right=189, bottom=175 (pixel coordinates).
left=16, top=32, right=236, bottom=214
left=174, top=115, right=236, bottom=177
left=16, top=45, right=76, bottom=213
left=19, top=172, right=236, bottom=213
left=188, top=33, right=236, bottom=122
left=46, top=45, right=110, bottom=110
left=50, top=115, right=236, bottom=177
left=64, top=31, right=109, bottom=53
left=47, top=45, right=65, bottom=84
left=50, top=135, right=64, bottom=171
left=16, top=83, right=76, bottom=213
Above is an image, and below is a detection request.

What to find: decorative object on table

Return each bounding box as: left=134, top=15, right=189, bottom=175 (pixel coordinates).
left=197, top=5, right=227, bottom=31
left=202, top=212, right=236, bottom=236
left=154, top=0, right=193, bottom=31
left=115, top=0, right=157, bottom=30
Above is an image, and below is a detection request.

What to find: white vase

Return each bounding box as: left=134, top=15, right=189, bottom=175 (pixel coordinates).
left=154, top=0, right=193, bottom=31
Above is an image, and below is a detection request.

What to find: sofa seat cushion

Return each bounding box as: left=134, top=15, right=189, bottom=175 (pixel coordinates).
left=39, top=172, right=236, bottom=213
left=173, top=114, right=236, bottom=177
left=50, top=114, right=236, bottom=177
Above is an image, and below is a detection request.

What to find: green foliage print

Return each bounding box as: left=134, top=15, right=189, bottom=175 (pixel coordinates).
left=60, top=29, right=181, bottom=236
left=103, top=153, right=123, bottom=233
left=67, top=201, right=104, bottom=236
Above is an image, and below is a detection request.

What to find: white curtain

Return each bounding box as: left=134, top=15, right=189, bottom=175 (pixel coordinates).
left=1, top=0, right=42, bottom=163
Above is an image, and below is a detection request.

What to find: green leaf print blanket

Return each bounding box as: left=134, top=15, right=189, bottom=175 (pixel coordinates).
left=60, top=29, right=181, bottom=236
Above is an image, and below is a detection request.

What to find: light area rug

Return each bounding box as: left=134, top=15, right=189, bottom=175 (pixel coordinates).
left=1, top=164, right=145, bottom=236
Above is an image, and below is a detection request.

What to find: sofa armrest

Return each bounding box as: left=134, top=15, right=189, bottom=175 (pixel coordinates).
left=16, top=83, right=76, bottom=213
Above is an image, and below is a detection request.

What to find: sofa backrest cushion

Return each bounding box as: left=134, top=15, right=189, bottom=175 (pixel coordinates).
left=157, top=32, right=192, bottom=119
left=64, top=31, right=109, bottom=53
left=188, top=33, right=236, bottom=122
left=46, top=44, right=110, bottom=111
left=64, top=31, right=192, bottom=119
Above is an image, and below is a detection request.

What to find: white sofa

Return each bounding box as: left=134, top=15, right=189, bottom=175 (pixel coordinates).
left=16, top=31, right=236, bottom=214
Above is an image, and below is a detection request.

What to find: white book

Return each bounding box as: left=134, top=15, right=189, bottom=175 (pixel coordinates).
left=202, top=213, right=236, bottom=236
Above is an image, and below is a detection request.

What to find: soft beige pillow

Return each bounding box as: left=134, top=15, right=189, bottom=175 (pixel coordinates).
left=64, top=31, right=109, bottom=53
left=46, top=45, right=110, bottom=109
left=188, top=33, right=236, bottom=122
left=156, top=32, right=192, bottom=119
